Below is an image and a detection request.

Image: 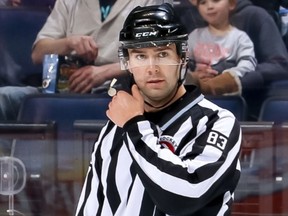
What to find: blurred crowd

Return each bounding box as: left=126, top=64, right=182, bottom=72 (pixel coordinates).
left=0, top=0, right=288, bottom=121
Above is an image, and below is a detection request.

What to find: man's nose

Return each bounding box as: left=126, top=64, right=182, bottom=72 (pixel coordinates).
left=146, top=59, right=160, bottom=73
left=148, top=57, right=157, bottom=66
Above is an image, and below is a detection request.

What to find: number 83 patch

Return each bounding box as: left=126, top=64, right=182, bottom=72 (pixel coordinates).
left=206, top=131, right=228, bottom=151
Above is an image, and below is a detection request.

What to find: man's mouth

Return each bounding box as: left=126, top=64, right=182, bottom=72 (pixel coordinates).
left=147, top=79, right=164, bottom=84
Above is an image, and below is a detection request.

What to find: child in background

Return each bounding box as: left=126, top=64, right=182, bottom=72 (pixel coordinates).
left=187, top=0, right=257, bottom=95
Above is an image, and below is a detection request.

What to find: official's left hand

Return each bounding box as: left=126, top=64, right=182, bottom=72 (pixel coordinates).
left=106, top=85, right=144, bottom=128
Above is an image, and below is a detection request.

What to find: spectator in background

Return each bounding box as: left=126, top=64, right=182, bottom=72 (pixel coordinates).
left=187, top=0, right=257, bottom=96
left=231, top=0, right=288, bottom=119
left=0, top=0, right=168, bottom=121
left=0, top=0, right=21, bottom=6
left=183, top=0, right=288, bottom=120
left=250, top=0, right=288, bottom=51
left=32, top=0, right=169, bottom=93
left=0, top=42, right=21, bottom=86
left=250, top=0, right=288, bottom=30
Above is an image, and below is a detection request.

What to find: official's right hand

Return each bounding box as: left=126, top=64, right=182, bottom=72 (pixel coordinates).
left=106, top=85, right=145, bottom=128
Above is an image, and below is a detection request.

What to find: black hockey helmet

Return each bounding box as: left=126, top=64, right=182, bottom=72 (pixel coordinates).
left=118, top=3, right=188, bottom=83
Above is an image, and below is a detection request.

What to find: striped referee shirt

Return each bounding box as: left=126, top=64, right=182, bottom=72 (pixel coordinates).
left=76, top=86, right=242, bottom=216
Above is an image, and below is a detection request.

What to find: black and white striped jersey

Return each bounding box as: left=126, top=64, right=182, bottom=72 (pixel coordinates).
left=76, top=86, right=242, bottom=216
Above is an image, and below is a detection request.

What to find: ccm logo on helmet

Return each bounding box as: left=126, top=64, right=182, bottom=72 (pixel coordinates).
left=135, top=31, right=158, bottom=38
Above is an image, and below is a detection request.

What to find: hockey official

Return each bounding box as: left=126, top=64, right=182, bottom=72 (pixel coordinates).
left=76, top=3, right=242, bottom=216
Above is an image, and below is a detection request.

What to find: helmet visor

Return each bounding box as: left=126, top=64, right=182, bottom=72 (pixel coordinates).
left=122, top=41, right=183, bottom=69
left=120, top=39, right=183, bottom=49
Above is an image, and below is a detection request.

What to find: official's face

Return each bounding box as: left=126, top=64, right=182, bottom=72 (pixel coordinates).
left=127, top=44, right=181, bottom=106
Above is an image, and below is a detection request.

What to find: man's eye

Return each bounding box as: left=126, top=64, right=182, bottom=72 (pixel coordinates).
left=136, top=54, right=146, bottom=60
left=159, top=52, right=168, bottom=58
